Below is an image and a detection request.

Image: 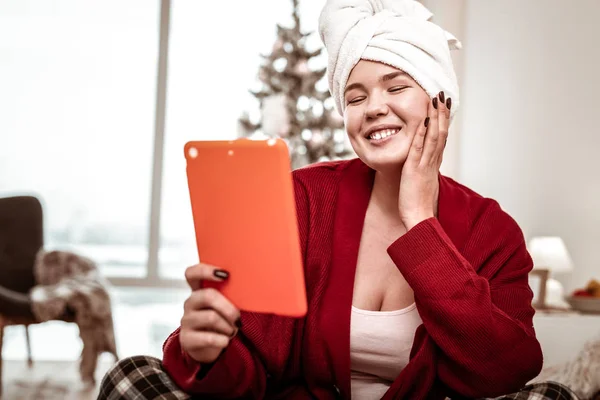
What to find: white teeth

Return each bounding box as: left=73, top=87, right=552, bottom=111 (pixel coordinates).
left=369, top=128, right=399, bottom=140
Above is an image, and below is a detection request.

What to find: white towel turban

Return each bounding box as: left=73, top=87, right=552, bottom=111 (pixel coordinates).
left=318, top=0, right=462, bottom=119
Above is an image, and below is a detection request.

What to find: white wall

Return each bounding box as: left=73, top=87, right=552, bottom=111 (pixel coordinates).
left=457, top=0, right=600, bottom=291
left=422, top=0, right=466, bottom=180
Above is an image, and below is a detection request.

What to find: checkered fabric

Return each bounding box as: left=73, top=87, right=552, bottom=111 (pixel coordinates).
left=98, top=356, right=190, bottom=400
left=484, top=381, right=580, bottom=400
left=98, top=356, right=580, bottom=400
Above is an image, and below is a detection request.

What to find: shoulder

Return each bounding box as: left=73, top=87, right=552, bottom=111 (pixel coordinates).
left=439, top=175, right=524, bottom=248
left=292, top=159, right=351, bottom=183
left=441, top=176, right=534, bottom=278
left=292, top=159, right=352, bottom=196
left=440, top=177, right=530, bottom=277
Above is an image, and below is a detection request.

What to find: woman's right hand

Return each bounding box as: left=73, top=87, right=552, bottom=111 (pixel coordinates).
left=180, top=263, right=241, bottom=363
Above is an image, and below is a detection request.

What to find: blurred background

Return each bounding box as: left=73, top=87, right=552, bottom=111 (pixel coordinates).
left=1, top=0, right=599, bottom=398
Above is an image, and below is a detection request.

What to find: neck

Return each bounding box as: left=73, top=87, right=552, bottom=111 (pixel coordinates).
left=370, top=167, right=404, bottom=225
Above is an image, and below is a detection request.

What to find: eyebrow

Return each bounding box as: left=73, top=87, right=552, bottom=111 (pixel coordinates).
left=381, top=71, right=408, bottom=82
left=344, top=71, right=409, bottom=95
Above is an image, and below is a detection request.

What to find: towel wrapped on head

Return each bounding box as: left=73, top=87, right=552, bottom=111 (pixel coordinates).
left=318, top=0, right=462, bottom=119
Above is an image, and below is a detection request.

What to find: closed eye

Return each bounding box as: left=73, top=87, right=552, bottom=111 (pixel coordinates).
left=389, top=86, right=408, bottom=93
left=348, top=96, right=366, bottom=105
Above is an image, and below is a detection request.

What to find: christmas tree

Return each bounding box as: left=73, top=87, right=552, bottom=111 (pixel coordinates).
left=237, top=0, right=354, bottom=169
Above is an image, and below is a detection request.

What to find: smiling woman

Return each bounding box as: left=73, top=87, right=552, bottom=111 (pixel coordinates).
left=343, top=61, right=433, bottom=172
left=95, top=0, right=582, bottom=399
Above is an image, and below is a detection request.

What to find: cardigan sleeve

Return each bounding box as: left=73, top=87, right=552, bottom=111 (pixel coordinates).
left=387, top=203, right=543, bottom=398
left=161, top=176, right=312, bottom=398
left=162, top=317, right=312, bottom=398
left=162, top=327, right=270, bottom=398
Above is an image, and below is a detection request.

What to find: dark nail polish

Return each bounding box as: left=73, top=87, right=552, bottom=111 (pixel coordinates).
left=432, top=97, right=438, bottom=109
left=424, top=117, right=430, bottom=128
left=235, top=318, right=243, bottom=328
left=213, top=269, right=229, bottom=280
left=438, top=91, right=445, bottom=104
left=446, top=98, right=452, bottom=110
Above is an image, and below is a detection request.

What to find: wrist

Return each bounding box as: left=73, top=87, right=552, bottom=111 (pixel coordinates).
left=402, top=214, right=435, bottom=230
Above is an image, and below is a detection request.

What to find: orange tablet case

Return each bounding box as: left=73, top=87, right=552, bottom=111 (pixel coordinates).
left=184, top=139, right=307, bottom=317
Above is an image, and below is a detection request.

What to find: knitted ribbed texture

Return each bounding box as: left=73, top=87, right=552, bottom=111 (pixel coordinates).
left=163, top=158, right=543, bottom=400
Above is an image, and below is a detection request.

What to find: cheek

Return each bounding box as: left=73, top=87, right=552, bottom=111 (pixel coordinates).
left=391, top=94, right=430, bottom=123
left=343, top=109, right=363, bottom=137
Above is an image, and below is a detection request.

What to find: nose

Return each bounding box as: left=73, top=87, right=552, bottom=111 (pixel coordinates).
left=365, top=95, right=389, bottom=119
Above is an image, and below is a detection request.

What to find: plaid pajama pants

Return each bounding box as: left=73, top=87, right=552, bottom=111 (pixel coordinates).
left=97, top=356, right=581, bottom=400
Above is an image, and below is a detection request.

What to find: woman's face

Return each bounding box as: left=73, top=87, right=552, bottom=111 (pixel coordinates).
left=343, top=60, right=431, bottom=172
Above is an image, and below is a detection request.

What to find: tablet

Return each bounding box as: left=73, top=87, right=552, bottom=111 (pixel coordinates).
left=184, top=138, right=307, bottom=317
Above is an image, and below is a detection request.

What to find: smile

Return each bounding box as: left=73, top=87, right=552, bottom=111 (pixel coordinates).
left=367, top=128, right=401, bottom=141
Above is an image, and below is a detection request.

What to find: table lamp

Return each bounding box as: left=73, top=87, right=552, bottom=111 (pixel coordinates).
left=528, top=236, right=574, bottom=309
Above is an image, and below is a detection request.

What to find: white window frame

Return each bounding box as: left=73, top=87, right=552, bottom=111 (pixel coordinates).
left=108, top=0, right=186, bottom=289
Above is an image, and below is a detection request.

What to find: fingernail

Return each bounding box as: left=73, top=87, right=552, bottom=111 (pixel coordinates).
left=235, top=318, right=243, bottom=328
left=438, top=91, right=445, bottom=104
left=446, top=98, right=452, bottom=110
left=424, top=117, right=430, bottom=127
left=432, top=97, right=438, bottom=109
left=213, top=269, right=229, bottom=280
left=230, top=328, right=238, bottom=339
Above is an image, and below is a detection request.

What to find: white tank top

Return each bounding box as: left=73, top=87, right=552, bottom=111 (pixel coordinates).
left=350, top=303, right=423, bottom=400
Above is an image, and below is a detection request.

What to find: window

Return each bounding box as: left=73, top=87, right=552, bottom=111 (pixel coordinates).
left=158, top=0, right=326, bottom=279
left=1, top=0, right=328, bottom=285
left=0, top=0, right=160, bottom=279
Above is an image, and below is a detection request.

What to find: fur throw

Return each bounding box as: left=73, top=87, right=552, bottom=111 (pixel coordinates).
left=29, top=249, right=118, bottom=385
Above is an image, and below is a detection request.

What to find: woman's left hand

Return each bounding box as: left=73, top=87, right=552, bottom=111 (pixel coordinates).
left=398, top=92, right=451, bottom=230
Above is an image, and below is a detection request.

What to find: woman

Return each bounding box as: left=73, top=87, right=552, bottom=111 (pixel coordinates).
left=99, top=1, right=579, bottom=399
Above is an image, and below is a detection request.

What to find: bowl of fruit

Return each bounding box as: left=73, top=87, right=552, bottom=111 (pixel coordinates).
left=567, top=279, right=600, bottom=314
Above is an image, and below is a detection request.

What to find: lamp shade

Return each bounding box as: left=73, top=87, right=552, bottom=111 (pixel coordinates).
left=528, top=236, right=574, bottom=274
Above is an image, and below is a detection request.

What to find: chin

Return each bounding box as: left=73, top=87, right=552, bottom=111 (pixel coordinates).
left=363, top=155, right=407, bottom=173
left=352, top=140, right=410, bottom=173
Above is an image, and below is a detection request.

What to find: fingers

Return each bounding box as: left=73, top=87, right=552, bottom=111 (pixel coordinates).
left=181, top=308, right=237, bottom=337
left=185, top=263, right=230, bottom=290
left=420, top=95, right=440, bottom=164
left=407, top=110, right=428, bottom=165
left=420, top=92, right=451, bottom=165
left=184, top=287, right=241, bottom=328
left=179, top=329, right=231, bottom=354
left=435, top=91, right=451, bottom=157
left=180, top=264, right=240, bottom=364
